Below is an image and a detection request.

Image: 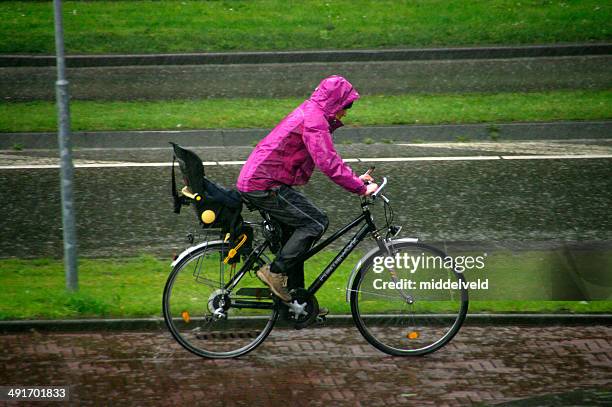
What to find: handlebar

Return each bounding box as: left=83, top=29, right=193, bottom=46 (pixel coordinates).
left=361, top=167, right=388, bottom=203
left=371, top=177, right=387, bottom=199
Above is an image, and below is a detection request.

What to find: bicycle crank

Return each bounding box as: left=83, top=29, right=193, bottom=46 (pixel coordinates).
left=285, top=288, right=319, bottom=330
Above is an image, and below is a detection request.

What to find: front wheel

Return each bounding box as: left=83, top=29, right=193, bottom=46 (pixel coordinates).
left=163, top=242, right=278, bottom=358
left=350, top=241, right=468, bottom=356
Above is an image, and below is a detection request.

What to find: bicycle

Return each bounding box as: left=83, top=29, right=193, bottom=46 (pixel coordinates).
left=163, top=175, right=469, bottom=358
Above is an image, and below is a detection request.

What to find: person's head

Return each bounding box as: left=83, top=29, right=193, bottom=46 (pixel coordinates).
left=335, top=101, right=353, bottom=120
left=310, top=76, right=359, bottom=122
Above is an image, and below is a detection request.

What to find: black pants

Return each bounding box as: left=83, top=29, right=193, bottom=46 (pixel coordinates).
left=242, top=185, right=329, bottom=291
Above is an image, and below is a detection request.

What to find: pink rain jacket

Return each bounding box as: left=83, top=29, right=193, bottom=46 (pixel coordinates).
left=237, top=75, right=366, bottom=195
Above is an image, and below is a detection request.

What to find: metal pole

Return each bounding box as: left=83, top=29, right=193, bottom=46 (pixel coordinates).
left=53, top=0, right=78, bottom=291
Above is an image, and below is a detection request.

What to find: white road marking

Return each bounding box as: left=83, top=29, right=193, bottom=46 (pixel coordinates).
left=1, top=154, right=611, bottom=170
left=73, top=162, right=175, bottom=168
left=359, top=156, right=501, bottom=162
left=499, top=154, right=612, bottom=160
left=217, top=161, right=247, bottom=165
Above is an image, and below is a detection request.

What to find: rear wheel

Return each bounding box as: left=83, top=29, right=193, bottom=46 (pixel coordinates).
left=350, top=241, right=468, bottom=356
left=163, top=242, right=278, bottom=358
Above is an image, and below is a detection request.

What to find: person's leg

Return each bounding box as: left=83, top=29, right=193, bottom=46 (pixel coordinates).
left=287, top=262, right=305, bottom=292
left=278, top=221, right=329, bottom=317
left=278, top=223, right=305, bottom=291
left=267, top=186, right=328, bottom=277
left=242, top=185, right=328, bottom=286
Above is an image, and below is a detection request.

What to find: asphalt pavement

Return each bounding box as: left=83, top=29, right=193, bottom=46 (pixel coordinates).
left=2, top=44, right=610, bottom=101
left=2, top=138, right=611, bottom=259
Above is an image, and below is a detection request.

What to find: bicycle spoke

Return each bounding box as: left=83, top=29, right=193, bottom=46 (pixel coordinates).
left=350, top=242, right=468, bottom=356
left=163, top=243, right=277, bottom=359
left=344, top=287, right=409, bottom=301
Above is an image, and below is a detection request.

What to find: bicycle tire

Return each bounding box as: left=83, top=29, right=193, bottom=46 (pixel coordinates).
left=163, top=242, right=278, bottom=358
left=350, top=241, right=468, bottom=356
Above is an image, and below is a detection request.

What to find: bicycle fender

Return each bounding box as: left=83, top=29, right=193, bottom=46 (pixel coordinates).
left=171, top=239, right=225, bottom=268
left=345, top=237, right=419, bottom=302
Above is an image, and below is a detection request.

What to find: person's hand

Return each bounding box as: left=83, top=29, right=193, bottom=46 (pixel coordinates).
left=359, top=173, right=375, bottom=183
left=364, top=183, right=379, bottom=196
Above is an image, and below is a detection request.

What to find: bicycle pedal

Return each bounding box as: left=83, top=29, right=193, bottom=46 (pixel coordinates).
left=316, top=315, right=326, bottom=324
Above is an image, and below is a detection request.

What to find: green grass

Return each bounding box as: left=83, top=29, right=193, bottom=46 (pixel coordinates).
left=1, top=1, right=609, bottom=54
left=1, top=90, right=610, bottom=133
left=0, top=256, right=168, bottom=320
left=0, top=250, right=610, bottom=320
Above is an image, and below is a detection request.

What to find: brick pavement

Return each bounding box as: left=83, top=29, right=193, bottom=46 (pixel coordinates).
left=0, top=325, right=610, bottom=406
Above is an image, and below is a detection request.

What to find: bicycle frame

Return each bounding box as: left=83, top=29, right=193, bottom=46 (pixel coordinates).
left=225, top=205, right=379, bottom=302
left=303, top=211, right=375, bottom=295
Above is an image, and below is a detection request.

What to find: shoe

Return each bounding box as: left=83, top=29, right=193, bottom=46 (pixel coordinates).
left=318, top=307, right=329, bottom=317
left=256, top=264, right=291, bottom=302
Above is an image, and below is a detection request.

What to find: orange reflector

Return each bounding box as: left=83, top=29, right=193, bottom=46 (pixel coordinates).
left=407, top=331, right=419, bottom=340
left=181, top=311, right=190, bottom=323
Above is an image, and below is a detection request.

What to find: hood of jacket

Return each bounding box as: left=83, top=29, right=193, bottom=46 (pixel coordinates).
left=236, top=75, right=366, bottom=196
left=309, top=75, right=360, bottom=122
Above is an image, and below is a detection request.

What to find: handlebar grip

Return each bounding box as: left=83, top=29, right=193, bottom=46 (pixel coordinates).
left=371, top=177, right=388, bottom=199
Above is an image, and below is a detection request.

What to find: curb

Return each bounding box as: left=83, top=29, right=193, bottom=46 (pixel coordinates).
left=2, top=44, right=610, bottom=67
left=1, top=314, right=610, bottom=333
left=2, top=121, right=611, bottom=150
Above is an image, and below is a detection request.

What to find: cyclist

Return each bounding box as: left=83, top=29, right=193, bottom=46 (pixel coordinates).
left=237, top=75, right=378, bottom=306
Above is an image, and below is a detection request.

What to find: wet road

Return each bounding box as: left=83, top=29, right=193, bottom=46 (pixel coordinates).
left=0, top=325, right=610, bottom=406
left=1, top=140, right=611, bottom=258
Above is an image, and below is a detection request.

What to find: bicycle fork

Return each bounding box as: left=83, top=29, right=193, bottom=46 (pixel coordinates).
left=372, top=231, right=414, bottom=305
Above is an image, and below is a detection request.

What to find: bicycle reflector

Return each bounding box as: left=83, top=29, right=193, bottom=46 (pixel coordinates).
left=407, top=331, right=419, bottom=340
left=181, top=311, right=191, bottom=323
left=201, top=210, right=216, bottom=224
